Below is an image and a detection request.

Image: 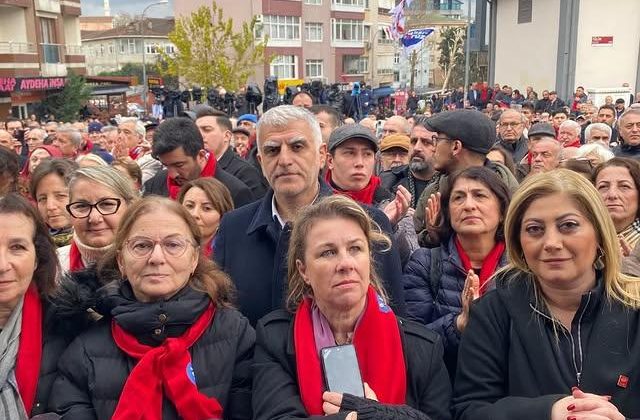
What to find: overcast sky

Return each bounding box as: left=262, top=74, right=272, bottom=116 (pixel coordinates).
left=82, top=0, right=174, bottom=17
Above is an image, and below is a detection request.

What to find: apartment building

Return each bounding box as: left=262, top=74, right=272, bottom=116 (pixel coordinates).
left=175, top=0, right=369, bottom=86
left=81, top=18, right=175, bottom=76
left=0, top=0, right=85, bottom=118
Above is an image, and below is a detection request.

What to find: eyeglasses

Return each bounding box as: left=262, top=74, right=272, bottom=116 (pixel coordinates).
left=498, top=122, right=523, bottom=129
left=66, top=198, right=122, bottom=219
left=431, top=135, right=452, bottom=145
left=124, top=236, right=196, bottom=258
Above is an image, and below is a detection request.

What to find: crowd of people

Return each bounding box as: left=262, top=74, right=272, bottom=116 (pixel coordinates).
left=0, top=81, right=639, bottom=420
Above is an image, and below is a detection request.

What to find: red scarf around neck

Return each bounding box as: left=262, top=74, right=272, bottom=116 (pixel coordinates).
left=111, top=303, right=223, bottom=420
left=16, top=285, right=43, bottom=416
left=293, top=286, right=406, bottom=415
left=68, top=240, right=85, bottom=272
left=167, top=152, right=217, bottom=200
left=454, top=236, right=505, bottom=295
left=324, top=169, right=381, bottom=205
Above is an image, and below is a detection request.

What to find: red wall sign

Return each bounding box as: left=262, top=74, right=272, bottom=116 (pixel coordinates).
left=0, top=77, right=67, bottom=93
left=592, top=36, right=614, bottom=47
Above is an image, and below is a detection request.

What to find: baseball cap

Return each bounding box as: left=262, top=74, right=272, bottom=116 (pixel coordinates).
left=380, top=134, right=410, bottom=152
left=88, top=122, right=103, bottom=133
left=237, top=114, right=258, bottom=125
left=328, top=124, right=378, bottom=153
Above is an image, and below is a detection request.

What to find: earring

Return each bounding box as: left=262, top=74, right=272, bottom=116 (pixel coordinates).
left=593, top=247, right=605, bottom=270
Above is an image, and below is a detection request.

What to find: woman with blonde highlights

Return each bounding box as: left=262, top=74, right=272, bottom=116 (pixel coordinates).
left=453, top=169, right=640, bottom=420
left=253, top=195, right=451, bottom=420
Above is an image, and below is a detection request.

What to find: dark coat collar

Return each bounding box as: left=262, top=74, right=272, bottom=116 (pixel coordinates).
left=246, top=179, right=332, bottom=236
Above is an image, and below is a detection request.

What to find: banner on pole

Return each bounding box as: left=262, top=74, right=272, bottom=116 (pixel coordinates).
left=401, top=28, right=435, bottom=52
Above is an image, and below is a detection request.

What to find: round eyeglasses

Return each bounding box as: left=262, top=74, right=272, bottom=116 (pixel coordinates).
left=124, top=236, right=196, bottom=259
left=66, top=198, right=122, bottom=219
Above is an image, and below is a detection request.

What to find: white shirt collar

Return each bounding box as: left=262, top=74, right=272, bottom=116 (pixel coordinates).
left=271, top=195, right=286, bottom=228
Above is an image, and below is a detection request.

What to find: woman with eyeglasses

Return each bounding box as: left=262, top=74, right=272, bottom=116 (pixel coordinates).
left=51, top=196, right=254, bottom=420
left=57, top=166, right=138, bottom=272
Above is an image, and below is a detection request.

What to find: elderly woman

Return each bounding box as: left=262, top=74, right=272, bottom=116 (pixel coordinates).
left=252, top=195, right=451, bottom=420
left=178, top=178, right=233, bottom=257
left=57, top=166, right=137, bottom=272
left=576, top=143, right=614, bottom=167
left=0, top=194, right=79, bottom=418
left=403, top=167, right=511, bottom=376
left=593, top=157, right=640, bottom=276
left=453, top=169, right=640, bottom=419
left=30, top=159, right=78, bottom=247
left=50, top=196, right=255, bottom=419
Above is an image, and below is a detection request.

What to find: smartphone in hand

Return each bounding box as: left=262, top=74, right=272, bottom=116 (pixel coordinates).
left=321, top=344, right=364, bottom=397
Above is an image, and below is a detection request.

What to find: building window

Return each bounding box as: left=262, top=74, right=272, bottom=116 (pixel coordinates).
left=305, top=23, right=323, bottom=42
left=108, top=43, right=115, bottom=54
left=305, top=0, right=321, bottom=4
left=128, top=39, right=136, bottom=54
left=271, top=55, right=297, bottom=79
left=333, top=19, right=364, bottom=42
left=263, top=15, right=301, bottom=40
left=146, top=44, right=158, bottom=54
left=119, top=40, right=126, bottom=54
left=333, top=0, right=364, bottom=6
left=165, top=44, right=175, bottom=54
left=305, top=59, right=323, bottom=78
left=518, top=0, right=532, bottom=24
left=342, top=55, right=367, bottom=74
left=393, top=52, right=400, bottom=65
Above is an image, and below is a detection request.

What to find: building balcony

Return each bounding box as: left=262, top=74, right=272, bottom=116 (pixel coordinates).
left=35, top=0, right=61, bottom=14
left=41, top=63, right=68, bottom=77
left=331, top=39, right=364, bottom=48
left=0, top=42, right=36, bottom=54
left=331, top=0, right=365, bottom=13
left=64, top=44, right=84, bottom=55
left=41, top=43, right=62, bottom=64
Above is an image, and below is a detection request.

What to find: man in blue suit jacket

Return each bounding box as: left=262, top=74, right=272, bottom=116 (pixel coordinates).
left=215, top=105, right=406, bottom=326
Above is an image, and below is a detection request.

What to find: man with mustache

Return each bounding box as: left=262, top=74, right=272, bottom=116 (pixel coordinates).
left=142, top=117, right=253, bottom=208
left=214, top=105, right=406, bottom=326
left=381, top=116, right=438, bottom=209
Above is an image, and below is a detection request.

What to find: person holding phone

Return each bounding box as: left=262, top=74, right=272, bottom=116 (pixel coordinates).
left=252, top=195, right=452, bottom=420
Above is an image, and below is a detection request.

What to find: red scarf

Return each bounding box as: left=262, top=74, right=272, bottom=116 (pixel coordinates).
left=111, top=303, right=223, bottom=420
left=454, top=236, right=505, bottom=295
left=166, top=153, right=217, bottom=200
left=16, top=285, right=43, bottom=416
left=324, top=169, right=381, bottom=205
left=294, top=286, right=406, bottom=415
left=129, top=146, right=143, bottom=160
left=68, top=240, right=85, bottom=272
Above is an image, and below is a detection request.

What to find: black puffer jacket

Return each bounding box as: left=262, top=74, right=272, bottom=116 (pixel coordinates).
left=49, top=282, right=255, bottom=420
left=252, top=309, right=452, bottom=420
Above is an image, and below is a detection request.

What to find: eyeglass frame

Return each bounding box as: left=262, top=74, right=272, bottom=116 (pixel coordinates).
left=66, top=197, right=122, bottom=219
left=431, top=134, right=453, bottom=145
left=123, top=235, right=198, bottom=259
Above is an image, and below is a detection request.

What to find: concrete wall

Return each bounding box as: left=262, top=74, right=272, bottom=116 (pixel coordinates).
left=493, top=0, right=560, bottom=93
left=574, top=0, right=640, bottom=91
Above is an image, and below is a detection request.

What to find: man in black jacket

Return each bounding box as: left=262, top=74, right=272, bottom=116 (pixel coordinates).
left=142, top=118, right=253, bottom=208
left=495, top=109, right=529, bottom=163
left=194, top=106, right=267, bottom=199
left=215, top=105, right=406, bottom=326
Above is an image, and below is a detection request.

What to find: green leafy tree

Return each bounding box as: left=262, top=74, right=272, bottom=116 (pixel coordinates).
left=159, top=1, right=267, bottom=91
left=98, top=63, right=144, bottom=81
left=42, top=71, right=92, bottom=122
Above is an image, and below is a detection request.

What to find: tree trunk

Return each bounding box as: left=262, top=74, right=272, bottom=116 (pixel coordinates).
left=409, top=51, right=417, bottom=91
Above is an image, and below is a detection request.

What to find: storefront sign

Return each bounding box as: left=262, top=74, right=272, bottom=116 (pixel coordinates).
left=592, top=36, right=613, bottom=47
left=0, top=77, right=66, bottom=93
left=147, top=76, right=163, bottom=88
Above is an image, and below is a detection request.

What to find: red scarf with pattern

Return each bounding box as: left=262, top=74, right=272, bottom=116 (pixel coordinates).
left=167, top=153, right=217, bottom=200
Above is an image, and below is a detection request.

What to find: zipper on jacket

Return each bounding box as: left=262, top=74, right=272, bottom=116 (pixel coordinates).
left=529, top=291, right=592, bottom=387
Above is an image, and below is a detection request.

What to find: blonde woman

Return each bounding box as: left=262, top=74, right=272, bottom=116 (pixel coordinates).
left=453, top=169, right=640, bottom=420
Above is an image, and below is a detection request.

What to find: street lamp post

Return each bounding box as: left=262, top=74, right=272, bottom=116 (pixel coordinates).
left=141, top=0, right=168, bottom=115
left=463, top=0, right=472, bottom=106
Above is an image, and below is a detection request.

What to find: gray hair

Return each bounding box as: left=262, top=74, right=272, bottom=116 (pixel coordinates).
left=618, top=107, right=640, bottom=128
left=499, top=109, right=527, bottom=123
left=101, top=125, right=118, bottom=134
left=577, top=143, right=614, bottom=163
left=29, top=128, right=47, bottom=141
left=256, top=105, right=322, bottom=148
left=57, top=127, right=83, bottom=146
left=559, top=120, right=581, bottom=136
left=585, top=123, right=612, bottom=142
left=75, top=153, right=109, bottom=167
left=68, top=166, right=138, bottom=203
left=384, top=116, right=411, bottom=134
left=119, top=117, right=146, bottom=138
